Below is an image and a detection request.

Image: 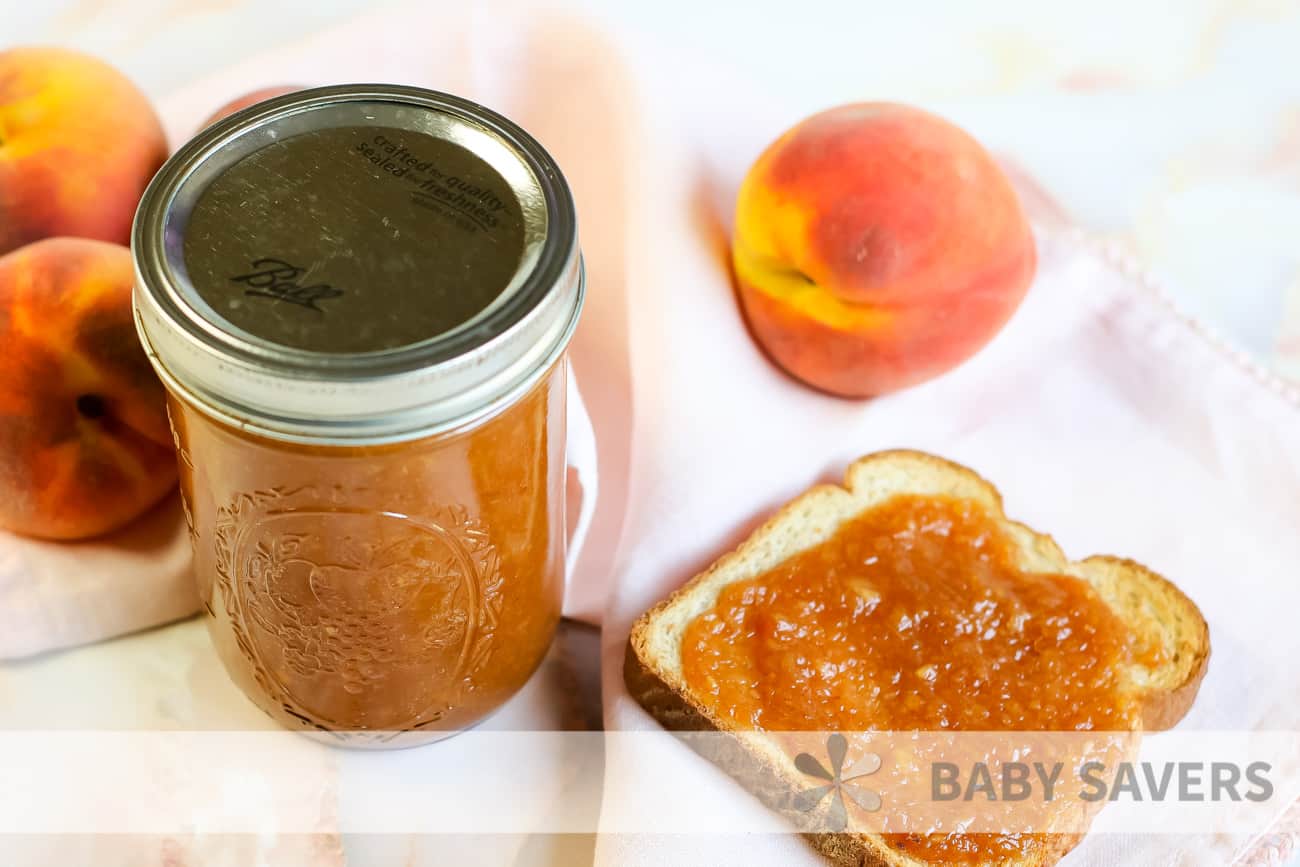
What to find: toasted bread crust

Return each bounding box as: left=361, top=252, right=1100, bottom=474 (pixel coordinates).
left=624, top=637, right=1084, bottom=867
left=626, top=449, right=1210, bottom=867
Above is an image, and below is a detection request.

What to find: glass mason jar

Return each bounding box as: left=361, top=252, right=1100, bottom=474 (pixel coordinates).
left=132, top=86, right=587, bottom=745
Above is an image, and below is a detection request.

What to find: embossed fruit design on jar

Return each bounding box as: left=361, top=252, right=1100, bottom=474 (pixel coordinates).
left=133, top=86, right=585, bottom=745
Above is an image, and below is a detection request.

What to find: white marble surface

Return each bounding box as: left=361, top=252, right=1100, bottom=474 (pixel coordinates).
left=0, top=618, right=604, bottom=866
left=4, top=2, right=1300, bottom=864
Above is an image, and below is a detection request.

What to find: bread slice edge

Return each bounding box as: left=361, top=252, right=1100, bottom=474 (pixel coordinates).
left=625, top=449, right=1210, bottom=866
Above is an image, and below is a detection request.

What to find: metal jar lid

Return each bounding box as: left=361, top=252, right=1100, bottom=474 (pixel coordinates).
left=133, top=84, right=582, bottom=444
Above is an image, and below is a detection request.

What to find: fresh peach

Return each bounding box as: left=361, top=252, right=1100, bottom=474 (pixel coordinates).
left=200, top=85, right=305, bottom=129
left=732, top=103, right=1036, bottom=397
left=0, top=238, right=176, bottom=539
left=0, top=47, right=168, bottom=256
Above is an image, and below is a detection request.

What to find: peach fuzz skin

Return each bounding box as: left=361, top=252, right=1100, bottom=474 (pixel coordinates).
left=733, top=103, right=1036, bottom=398
left=0, top=47, right=168, bottom=257
left=0, top=239, right=177, bottom=539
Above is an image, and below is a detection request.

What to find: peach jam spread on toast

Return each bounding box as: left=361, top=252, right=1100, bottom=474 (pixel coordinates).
left=681, top=494, right=1161, bottom=862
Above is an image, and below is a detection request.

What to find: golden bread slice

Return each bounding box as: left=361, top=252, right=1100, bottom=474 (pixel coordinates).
left=626, top=449, right=1209, bottom=866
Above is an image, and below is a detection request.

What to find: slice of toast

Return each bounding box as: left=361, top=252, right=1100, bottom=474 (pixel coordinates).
left=625, top=449, right=1210, bottom=866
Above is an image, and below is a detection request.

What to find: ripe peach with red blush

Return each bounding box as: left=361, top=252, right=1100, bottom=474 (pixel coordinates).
left=0, top=47, right=167, bottom=256
left=0, top=238, right=177, bottom=539
left=733, top=103, right=1036, bottom=397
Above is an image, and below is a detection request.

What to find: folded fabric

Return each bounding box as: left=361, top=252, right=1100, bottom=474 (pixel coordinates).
left=0, top=496, right=194, bottom=659
left=596, top=216, right=1300, bottom=865
left=585, top=51, right=1300, bottom=860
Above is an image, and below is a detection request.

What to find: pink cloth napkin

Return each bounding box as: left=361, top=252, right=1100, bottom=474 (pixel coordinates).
left=570, top=14, right=1300, bottom=867
left=596, top=218, right=1300, bottom=866
left=7, top=4, right=1300, bottom=865
left=0, top=498, right=194, bottom=659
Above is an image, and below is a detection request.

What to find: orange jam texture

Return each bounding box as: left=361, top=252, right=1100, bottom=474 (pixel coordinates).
left=680, top=494, right=1154, bottom=862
